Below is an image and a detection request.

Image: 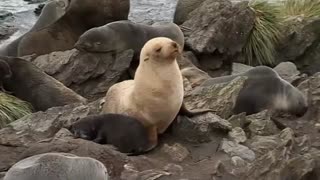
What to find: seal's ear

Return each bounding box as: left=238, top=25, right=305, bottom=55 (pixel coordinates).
left=144, top=57, right=149, bottom=62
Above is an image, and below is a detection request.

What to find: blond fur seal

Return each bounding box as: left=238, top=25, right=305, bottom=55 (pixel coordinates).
left=4, top=153, right=109, bottom=180
left=101, top=37, right=184, bottom=149
left=17, top=0, right=130, bottom=57
left=0, top=0, right=69, bottom=57
left=200, top=66, right=308, bottom=116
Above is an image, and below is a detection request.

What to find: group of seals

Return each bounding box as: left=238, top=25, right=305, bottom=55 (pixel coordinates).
left=4, top=153, right=109, bottom=180
left=17, top=0, right=130, bottom=57
left=199, top=66, right=308, bottom=116
left=0, top=0, right=69, bottom=57
left=0, top=56, right=86, bottom=111
left=69, top=114, right=150, bottom=155
left=100, top=37, right=184, bottom=149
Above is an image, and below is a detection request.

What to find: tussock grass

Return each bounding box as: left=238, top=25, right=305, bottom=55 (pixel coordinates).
left=244, top=0, right=282, bottom=65
left=0, top=92, right=33, bottom=128
left=280, top=0, right=320, bottom=19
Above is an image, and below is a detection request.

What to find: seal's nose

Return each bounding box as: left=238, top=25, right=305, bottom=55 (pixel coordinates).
left=74, top=41, right=92, bottom=51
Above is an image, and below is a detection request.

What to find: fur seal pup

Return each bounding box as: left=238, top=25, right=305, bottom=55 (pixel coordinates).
left=4, top=152, right=109, bottom=180
left=17, top=0, right=130, bottom=56
left=0, top=0, right=69, bottom=56
left=200, top=66, right=308, bottom=116
left=101, top=37, right=184, bottom=149
left=0, top=56, right=87, bottom=112
left=69, top=114, right=151, bottom=155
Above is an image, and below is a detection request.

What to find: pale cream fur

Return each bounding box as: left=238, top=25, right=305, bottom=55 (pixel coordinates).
left=102, top=37, right=184, bottom=134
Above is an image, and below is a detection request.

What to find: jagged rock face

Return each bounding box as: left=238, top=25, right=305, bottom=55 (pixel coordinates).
left=275, top=18, right=320, bottom=75
left=2, top=0, right=320, bottom=179
left=182, top=0, right=255, bottom=55
left=0, top=71, right=320, bottom=179
left=31, top=49, right=134, bottom=101
left=129, top=0, right=178, bottom=25
left=178, top=0, right=255, bottom=77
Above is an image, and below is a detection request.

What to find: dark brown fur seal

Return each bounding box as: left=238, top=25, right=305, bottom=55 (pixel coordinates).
left=0, top=60, right=12, bottom=93
left=0, top=0, right=69, bottom=57
left=75, top=20, right=185, bottom=54
left=75, top=20, right=184, bottom=77
left=17, top=0, right=130, bottom=57
left=200, top=66, right=308, bottom=116
left=69, top=114, right=151, bottom=155
left=0, top=56, right=87, bottom=111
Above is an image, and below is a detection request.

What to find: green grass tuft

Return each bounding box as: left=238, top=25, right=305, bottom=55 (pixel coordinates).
left=280, top=0, right=320, bottom=19
left=244, top=0, right=282, bottom=65
left=0, top=92, right=33, bottom=128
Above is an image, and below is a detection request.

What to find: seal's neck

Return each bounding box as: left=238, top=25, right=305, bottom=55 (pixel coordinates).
left=133, top=60, right=183, bottom=95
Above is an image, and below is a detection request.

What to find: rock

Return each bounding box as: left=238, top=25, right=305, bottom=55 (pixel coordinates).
left=32, top=49, right=134, bottom=101
left=273, top=62, right=301, bottom=83
left=246, top=110, right=280, bottom=137
left=246, top=128, right=295, bottom=158
left=24, top=0, right=47, bottom=4
left=182, top=0, right=255, bottom=55
left=162, top=143, right=190, bottom=162
left=0, top=11, right=13, bottom=20
left=220, top=139, right=256, bottom=162
left=179, top=52, right=211, bottom=88
left=173, top=113, right=232, bottom=143
left=179, top=0, right=255, bottom=77
left=315, top=123, right=320, bottom=132
left=34, top=4, right=45, bottom=16
left=228, top=127, right=247, bottom=143
left=20, top=136, right=127, bottom=179
left=231, top=156, right=248, bottom=167
left=227, top=112, right=251, bottom=128
left=129, top=0, right=178, bottom=25
left=3, top=153, right=109, bottom=180
left=0, top=24, right=17, bottom=42
left=232, top=63, right=253, bottom=75
left=275, top=17, right=320, bottom=75
left=0, top=101, right=100, bottom=147
left=242, top=129, right=320, bottom=180
left=184, top=76, right=247, bottom=119
left=173, top=0, right=206, bottom=25
left=121, top=164, right=171, bottom=180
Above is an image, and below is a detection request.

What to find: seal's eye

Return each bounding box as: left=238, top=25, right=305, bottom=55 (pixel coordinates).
left=155, top=47, right=162, bottom=53
left=95, top=42, right=101, bottom=46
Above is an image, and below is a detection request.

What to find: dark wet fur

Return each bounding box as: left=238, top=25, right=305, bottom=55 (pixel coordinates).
left=69, top=113, right=151, bottom=155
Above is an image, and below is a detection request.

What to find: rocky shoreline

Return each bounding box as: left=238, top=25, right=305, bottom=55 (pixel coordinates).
left=1, top=0, right=320, bottom=179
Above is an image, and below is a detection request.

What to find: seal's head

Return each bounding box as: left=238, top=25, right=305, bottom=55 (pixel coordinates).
left=75, top=26, right=120, bottom=52
left=274, top=81, right=308, bottom=117
left=140, top=37, right=181, bottom=64
left=69, top=119, right=96, bottom=140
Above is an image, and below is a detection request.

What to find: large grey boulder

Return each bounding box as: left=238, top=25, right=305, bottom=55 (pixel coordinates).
left=32, top=49, right=134, bottom=101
